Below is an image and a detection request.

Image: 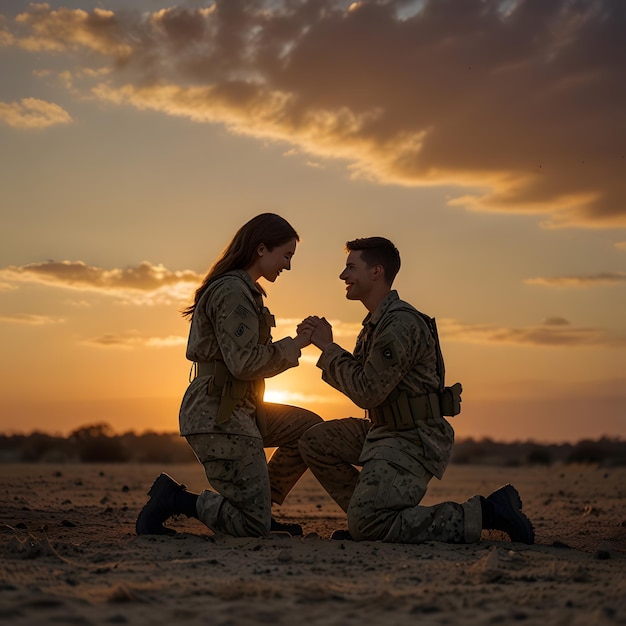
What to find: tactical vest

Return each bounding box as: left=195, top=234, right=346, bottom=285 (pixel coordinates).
left=368, top=306, right=462, bottom=431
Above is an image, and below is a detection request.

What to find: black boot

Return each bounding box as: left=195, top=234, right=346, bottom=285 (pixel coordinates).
left=481, top=484, right=535, bottom=544
left=331, top=529, right=353, bottom=541
left=270, top=518, right=303, bottom=536
left=136, top=473, right=198, bottom=536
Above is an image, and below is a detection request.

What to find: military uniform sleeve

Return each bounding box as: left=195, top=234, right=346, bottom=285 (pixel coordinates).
left=316, top=311, right=431, bottom=408
left=207, top=278, right=300, bottom=380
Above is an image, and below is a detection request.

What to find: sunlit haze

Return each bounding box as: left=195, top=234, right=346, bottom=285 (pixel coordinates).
left=0, top=0, right=624, bottom=443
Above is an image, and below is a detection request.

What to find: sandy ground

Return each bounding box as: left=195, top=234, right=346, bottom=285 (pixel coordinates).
left=1, top=462, right=625, bottom=626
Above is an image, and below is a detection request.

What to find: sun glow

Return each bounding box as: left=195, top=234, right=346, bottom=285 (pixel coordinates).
left=263, top=388, right=293, bottom=404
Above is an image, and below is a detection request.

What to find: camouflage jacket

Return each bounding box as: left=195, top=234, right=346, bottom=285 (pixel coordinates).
left=179, top=270, right=301, bottom=438
left=317, top=290, right=454, bottom=479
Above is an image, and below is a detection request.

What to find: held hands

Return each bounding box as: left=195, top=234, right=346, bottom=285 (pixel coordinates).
left=297, top=316, right=333, bottom=351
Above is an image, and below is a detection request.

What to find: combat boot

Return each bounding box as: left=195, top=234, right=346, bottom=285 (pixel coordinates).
left=136, top=473, right=198, bottom=536
left=481, top=484, right=535, bottom=544
left=330, top=529, right=353, bottom=541
left=270, top=518, right=303, bottom=536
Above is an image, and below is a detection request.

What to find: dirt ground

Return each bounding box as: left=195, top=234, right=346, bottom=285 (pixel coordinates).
left=1, top=462, right=625, bottom=625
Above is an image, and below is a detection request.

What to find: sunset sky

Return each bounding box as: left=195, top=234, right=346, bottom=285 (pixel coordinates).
left=1, top=0, right=624, bottom=443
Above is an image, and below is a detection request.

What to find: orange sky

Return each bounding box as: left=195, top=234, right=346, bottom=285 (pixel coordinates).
left=0, top=0, right=624, bottom=442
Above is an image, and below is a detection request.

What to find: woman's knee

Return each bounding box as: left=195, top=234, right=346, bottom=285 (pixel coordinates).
left=298, top=421, right=327, bottom=460
left=301, top=408, right=323, bottom=429
left=241, top=510, right=271, bottom=537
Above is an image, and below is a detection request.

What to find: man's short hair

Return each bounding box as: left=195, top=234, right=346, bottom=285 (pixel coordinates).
left=346, top=237, right=401, bottom=286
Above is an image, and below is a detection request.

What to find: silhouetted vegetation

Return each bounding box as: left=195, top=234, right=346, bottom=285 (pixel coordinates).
left=450, top=436, right=626, bottom=467
left=0, top=424, right=624, bottom=466
left=0, top=423, right=196, bottom=464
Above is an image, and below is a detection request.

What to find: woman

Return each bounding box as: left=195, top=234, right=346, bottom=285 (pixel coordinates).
left=136, top=213, right=322, bottom=537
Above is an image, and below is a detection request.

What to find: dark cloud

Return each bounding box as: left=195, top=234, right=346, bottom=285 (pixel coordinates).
left=525, top=272, right=626, bottom=287
left=440, top=318, right=624, bottom=347
left=542, top=317, right=570, bottom=326
left=0, top=260, right=201, bottom=303
left=5, top=0, right=626, bottom=227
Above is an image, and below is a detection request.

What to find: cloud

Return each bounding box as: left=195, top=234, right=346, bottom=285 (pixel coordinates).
left=5, top=1, right=625, bottom=227
left=0, top=313, right=64, bottom=325
left=439, top=318, right=624, bottom=348
left=14, top=5, right=133, bottom=56
left=615, top=241, right=626, bottom=251
left=0, top=260, right=202, bottom=304
left=541, top=316, right=570, bottom=326
left=524, top=272, right=626, bottom=287
left=0, top=97, right=72, bottom=129
left=83, top=333, right=186, bottom=349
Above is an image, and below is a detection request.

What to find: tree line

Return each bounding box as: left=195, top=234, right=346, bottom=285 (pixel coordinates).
left=0, top=422, right=624, bottom=466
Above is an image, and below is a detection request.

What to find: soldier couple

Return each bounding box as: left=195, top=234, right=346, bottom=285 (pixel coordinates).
left=136, top=213, right=534, bottom=545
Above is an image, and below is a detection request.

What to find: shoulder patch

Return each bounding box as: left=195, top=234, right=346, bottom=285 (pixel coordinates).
left=370, top=335, right=400, bottom=374
left=224, top=307, right=256, bottom=346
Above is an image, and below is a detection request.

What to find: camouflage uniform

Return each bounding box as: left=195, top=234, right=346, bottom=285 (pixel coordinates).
left=299, top=291, right=482, bottom=543
left=180, top=270, right=322, bottom=537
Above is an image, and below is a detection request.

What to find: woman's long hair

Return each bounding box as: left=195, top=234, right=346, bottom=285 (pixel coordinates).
left=181, top=213, right=299, bottom=319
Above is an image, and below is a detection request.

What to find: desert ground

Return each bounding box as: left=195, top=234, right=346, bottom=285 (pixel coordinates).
left=1, top=462, right=624, bottom=625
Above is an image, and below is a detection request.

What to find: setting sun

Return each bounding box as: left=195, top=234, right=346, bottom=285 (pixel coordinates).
left=263, top=388, right=294, bottom=405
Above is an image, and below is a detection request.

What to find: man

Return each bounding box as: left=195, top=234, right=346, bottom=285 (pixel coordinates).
left=298, top=237, right=534, bottom=544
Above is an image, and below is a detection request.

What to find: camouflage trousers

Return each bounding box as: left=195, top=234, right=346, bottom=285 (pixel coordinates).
left=186, top=403, right=322, bottom=537
left=299, top=418, right=482, bottom=544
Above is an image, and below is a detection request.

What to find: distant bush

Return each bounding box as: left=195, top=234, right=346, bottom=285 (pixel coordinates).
left=451, top=436, right=626, bottom=467
left=566, top=438, right=626, bottom=466
left=526, top=448, right=554, bottom=466
left=120, top=431, right=196, bottom=464
left=70, top=423, right=130, bottom=462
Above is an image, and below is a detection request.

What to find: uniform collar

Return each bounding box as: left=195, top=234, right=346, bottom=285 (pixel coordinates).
left=363, top=290, right=399, bottom=327
left=230, top=269, right=264, bottom=296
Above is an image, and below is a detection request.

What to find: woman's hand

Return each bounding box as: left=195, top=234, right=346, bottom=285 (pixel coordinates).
left=297, top=316, right=333, bottom=351
left=294, top=316, right=317, bottom=349
left=309, top=317, right=333, bottom=350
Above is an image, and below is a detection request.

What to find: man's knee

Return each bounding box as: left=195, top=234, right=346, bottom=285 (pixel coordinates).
left=347, top=500, right=387, bottom=541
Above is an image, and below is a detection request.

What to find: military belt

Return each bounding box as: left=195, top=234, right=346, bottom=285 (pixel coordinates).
left=368, top=390, right=441, bottom=431
left=195, top=360, right=266, bottom=435
left=368, top=383, right=462, bottom=431
left=196, top=362, right=215, bottom=378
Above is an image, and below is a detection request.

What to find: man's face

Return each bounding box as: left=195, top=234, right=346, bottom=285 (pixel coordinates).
left=339, top=250, right=374, bottom=301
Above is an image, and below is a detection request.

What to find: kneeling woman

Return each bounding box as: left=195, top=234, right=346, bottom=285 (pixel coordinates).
left=136, top=213, right=322, bottom=537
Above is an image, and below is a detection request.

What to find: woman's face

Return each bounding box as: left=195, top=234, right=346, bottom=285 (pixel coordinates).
left=257, top=238, right=297, bottom=282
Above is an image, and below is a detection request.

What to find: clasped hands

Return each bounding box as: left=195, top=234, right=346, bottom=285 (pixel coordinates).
left=295, top=316, right=333, bottom=351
